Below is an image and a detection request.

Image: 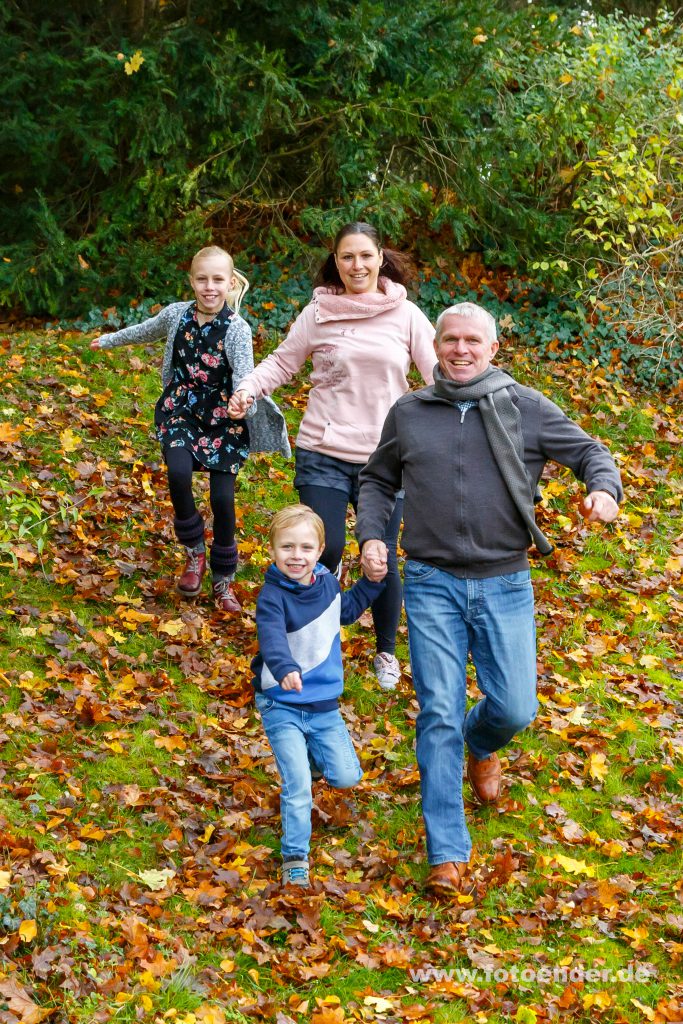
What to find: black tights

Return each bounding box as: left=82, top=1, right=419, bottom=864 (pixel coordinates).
left=297, top=484, right=403, bottom=656
left=165, top=446, right=236, bottom=547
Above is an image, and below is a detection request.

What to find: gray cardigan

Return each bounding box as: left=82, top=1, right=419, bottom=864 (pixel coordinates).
left=357, top=380, right=622, bottom=578
left=98, top=302, right=290, bottom=457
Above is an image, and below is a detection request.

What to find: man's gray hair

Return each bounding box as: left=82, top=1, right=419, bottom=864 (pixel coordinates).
left=435, top=302, right=497, bottom=344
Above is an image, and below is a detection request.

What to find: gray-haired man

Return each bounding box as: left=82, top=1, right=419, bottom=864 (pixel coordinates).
left=356, top=302, right=622, bottom=895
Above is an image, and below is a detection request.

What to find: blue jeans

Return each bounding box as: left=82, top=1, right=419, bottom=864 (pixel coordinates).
left=255, top=693, right=363, bottom=862
left=403, top=560, right=538, bottom=865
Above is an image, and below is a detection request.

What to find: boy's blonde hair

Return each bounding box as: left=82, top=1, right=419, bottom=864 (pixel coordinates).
left=269, top=504, right=325, bottom=548
left=190, top=245, right=250, bottom=312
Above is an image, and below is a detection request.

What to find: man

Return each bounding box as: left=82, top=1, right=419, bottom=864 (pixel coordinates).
left=356, top=302, right=622, bottom=895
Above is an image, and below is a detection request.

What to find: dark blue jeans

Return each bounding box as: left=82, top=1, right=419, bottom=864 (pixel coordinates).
left=295, top=447, right=403, bottom=655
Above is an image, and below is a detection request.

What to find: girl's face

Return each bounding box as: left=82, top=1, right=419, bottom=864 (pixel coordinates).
left=190, top=255, right=235, bottom=314
left=334, top=233, right=383, bottom=295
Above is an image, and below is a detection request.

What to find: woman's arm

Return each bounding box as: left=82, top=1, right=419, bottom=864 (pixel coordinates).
left=234, top=305, right=314, bottom=399
left=408, top=303, right=437, bottom=385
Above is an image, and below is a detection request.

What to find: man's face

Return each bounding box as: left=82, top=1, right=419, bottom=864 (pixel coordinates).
left=435, top=312, right=499, bottom=383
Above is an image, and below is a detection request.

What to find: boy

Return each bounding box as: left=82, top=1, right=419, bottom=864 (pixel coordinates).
left=252, top=504, right=385, bottom=887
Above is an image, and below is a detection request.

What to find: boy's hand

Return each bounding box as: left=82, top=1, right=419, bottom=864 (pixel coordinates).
left=280, top=671, right=303, bottom=692
left=227, top=389, right=253, bottom=418
left=90, top=338, right=104, bottom=350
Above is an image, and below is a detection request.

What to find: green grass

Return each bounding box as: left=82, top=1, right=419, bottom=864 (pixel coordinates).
left=0, top=327, right=681, bottom=1022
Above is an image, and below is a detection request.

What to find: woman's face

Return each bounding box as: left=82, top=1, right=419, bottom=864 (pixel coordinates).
left=334, top=233, right=383, bottom=294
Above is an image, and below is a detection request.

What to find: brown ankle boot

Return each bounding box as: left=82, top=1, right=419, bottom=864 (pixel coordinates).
left=177, top=548, right=206, bottom=597
left=213, top=578, right=241, bottom=613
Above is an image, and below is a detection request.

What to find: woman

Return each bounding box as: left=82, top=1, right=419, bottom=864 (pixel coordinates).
left=228, top=222, right=435, bottom=688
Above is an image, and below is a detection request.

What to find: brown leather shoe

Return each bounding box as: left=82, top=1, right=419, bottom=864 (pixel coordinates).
left=177, top=548, right=206, bottom=596
left=467, top=751, right=502, bottom=804
left=213, top=579, right=241, bottom=613
left=426, top=861, right=469, bottom=895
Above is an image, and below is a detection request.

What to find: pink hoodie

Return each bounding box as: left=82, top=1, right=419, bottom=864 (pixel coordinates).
left=239, top=279, right=436, bottom=462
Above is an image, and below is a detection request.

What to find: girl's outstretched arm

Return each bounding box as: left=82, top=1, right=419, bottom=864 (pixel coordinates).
left=89, top=304, right=182, bottom=351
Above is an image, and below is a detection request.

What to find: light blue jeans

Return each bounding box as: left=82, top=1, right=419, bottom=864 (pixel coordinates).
left=403, top=560, right=538, bottom=865
left=255, top=693, right=363, bottom=862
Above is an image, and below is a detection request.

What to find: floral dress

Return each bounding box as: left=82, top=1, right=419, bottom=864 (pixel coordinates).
left=154, top=303, right=249, bottom=473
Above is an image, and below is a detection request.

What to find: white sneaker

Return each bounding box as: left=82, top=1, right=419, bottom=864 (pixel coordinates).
left=373, top=653, right=401, bottom=690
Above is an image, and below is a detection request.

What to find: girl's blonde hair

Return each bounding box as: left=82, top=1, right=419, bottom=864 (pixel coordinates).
left=269, top=504, right=325, bottom=548
left=190, top=245, right=250, bottom=313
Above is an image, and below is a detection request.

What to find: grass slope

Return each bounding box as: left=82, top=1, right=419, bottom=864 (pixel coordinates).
left=0, top=321, right=681, bottom=1024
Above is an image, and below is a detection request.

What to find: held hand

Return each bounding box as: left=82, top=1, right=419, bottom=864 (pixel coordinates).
left=281, top=671, right=303, bottom=692
left=582, top=490, right=619, bottom=523
left=361, top=539, right=388, bottom=582
left=90, top=338, right=103, bottom=350
left=227, top=390, right=253, bottom=419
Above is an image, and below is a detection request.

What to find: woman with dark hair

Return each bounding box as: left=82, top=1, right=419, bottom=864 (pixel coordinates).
left=228, top=222, right=435, bottom=689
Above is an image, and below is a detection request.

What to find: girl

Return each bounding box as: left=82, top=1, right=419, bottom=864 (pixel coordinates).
left=228, top=223, right=435, bottom=687
left=90, top=245, right=289, bottom=611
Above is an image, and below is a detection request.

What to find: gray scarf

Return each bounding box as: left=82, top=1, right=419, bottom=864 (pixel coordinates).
left=433, top=364, right=553, bottom=555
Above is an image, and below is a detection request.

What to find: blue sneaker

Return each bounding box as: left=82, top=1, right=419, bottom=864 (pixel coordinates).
left=282, top=860, right=309, bottom=887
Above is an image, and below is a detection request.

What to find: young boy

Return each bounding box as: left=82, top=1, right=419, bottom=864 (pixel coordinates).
left=252, top=504, right=385, bottom=887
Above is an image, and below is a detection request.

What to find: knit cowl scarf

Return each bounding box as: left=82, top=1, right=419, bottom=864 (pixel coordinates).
left=433, top=364, right=553, bottom=555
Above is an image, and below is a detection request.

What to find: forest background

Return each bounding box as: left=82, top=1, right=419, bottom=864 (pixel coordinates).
left=0, top=2, right=682, bottom=1024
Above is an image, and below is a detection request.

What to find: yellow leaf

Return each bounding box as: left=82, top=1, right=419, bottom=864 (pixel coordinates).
left=154, top=734, right=187, bottom=752
left=220, top=959, right=235, bottom=972
left=566, top=704, right=591, bottom=725
left=639, top=654, right=661, bottom=669
left=0, top=422, right=24, bottom=443
left=141, top=472, right=154, bottom=496
left=621, top=925, right=649, bottom=948
left=105, top=627, right=127, bottom=642
left=630, top=999, right=656, bottom=1021
left=196, top=1007, right=227, bottom=1024
left=570, top=25, right=583, bottom=35
left=124, top=50, right=145, bottom=75
left=77, top=254, right=90, bottom=270
left=157, top=618, right=186, bottom=637
left=140, top=994, right=154, bottom=1011
left=583, top=991, right=612, bottom=1009
left=364, top=997, right=395, bottom=1012
left=199, top=824, right=215, bottom=843
left=554, top=854, right=595, bottom=877
left=19, top=919, right=37, bottom=942
left=137, top=868, right=176, bottom=891
left=363, top=918, right=380, bottom=933
left=0, top=870, right=11, bottom=889
left=588, top=751, right=608, bottom=782
left=60, top=428, right=83, bottom=452
left=600, top=840, right=625, bottom=858
left=515, top=1009, right=538, bottom=1024
left=472, top=33, right=488, bottom=44
left=559, top=73, right=573, bottom=84
left=138, top=970, right=161, bottom=991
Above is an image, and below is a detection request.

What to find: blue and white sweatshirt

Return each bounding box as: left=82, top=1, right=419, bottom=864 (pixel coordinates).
left=251, top=563, right=384, bottom=708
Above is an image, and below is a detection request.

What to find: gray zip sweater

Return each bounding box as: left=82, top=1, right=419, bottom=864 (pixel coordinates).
left=356, top=381, right=622, bottom=578
left=98, top=302, right=290, bottom=457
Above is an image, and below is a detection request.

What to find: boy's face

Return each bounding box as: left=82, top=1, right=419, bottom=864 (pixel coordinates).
left=269, top=522, right=324, bottom=584
left=189, top=255, right=235, bottom=314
